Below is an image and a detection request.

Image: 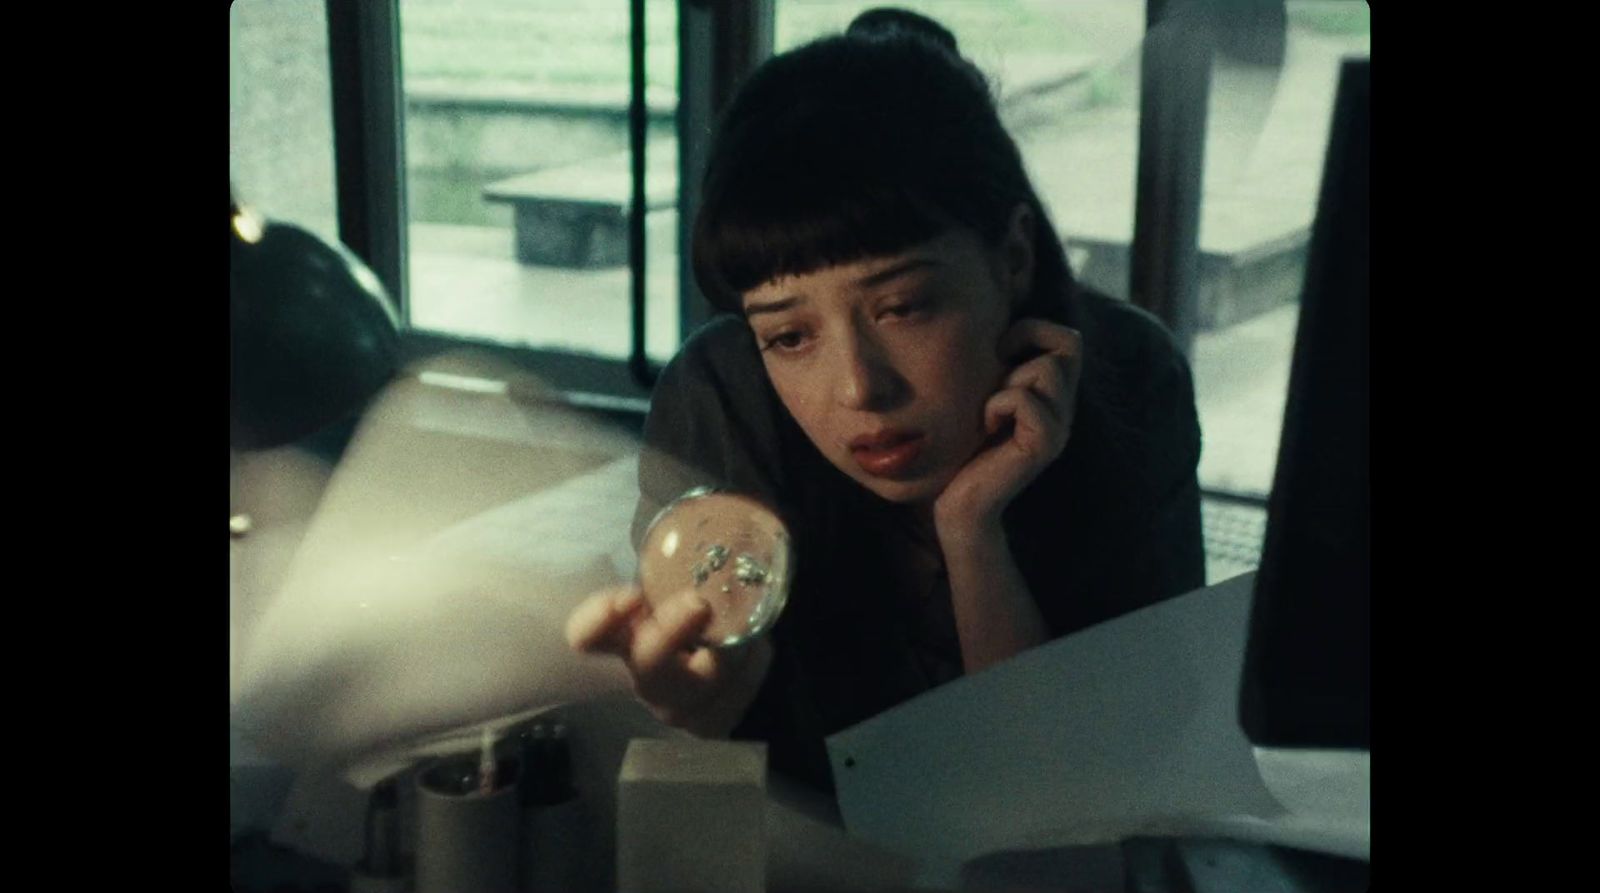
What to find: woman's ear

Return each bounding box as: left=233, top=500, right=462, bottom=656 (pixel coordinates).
left=1001, top=203, right=1036, bottom=310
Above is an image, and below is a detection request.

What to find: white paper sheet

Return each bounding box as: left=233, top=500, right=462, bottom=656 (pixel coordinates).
left=825, top=572, right=1366, bottom=880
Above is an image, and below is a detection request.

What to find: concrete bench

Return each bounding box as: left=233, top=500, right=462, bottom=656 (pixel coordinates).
left=1067, top=222, right=1311, bottom=331
left=483, top=141, right=677, bottom=268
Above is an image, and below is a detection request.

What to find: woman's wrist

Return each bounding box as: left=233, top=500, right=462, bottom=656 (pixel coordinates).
left=934, top=515, right=1013, bottom=596
left=935, top=516, right=1048, bottom=671
left=933, top=505, right=1006, bottom=558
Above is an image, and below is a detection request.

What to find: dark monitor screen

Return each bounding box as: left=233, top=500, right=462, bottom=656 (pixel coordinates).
left=1238, top=57, right=1370, bottom=751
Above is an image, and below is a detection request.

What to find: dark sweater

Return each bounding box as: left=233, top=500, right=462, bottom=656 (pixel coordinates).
left=631, top=291, right=1205, bottom=793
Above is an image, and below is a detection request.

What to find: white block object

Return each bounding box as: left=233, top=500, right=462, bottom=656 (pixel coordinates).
left=617, top=738, right=767, bottom=893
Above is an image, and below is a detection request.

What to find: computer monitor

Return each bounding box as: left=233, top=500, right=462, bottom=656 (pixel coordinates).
left=1238, top=57, right=1370, bottom=751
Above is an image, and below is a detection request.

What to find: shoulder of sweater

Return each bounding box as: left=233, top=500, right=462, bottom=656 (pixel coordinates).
left=1080, top=289, right=1190, bottom=376
left=643, top=314, right=771, bottom=427
left=668, top=313, right=758, bottom=378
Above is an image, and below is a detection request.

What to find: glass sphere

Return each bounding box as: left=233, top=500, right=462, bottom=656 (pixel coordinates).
left=638, top=488, right=792, bottom=648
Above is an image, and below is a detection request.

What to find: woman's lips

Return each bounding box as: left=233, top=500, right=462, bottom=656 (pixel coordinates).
left=849, top=430, right=926, bottom=479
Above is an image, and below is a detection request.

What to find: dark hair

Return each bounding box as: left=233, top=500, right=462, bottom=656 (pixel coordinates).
left=846, top=7, right=957, bottom=51
left=691, top=8, right=1080, bottom=329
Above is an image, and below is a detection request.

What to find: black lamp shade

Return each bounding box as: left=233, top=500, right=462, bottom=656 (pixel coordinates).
left=230, top=211, right=401, bottom=450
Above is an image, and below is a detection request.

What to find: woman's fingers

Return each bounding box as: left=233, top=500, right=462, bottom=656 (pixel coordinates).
left=1005, top=355, right=1068, bottom=420
left=683, top=644, right=723, bottom=685
left=567, top=587, right=773, bottom=738
left=1000, top=320, right=1082, bottom=431
left=672, top=638, right=775, bottom=736
left=565, top=586, right=646, bottom=655
left=984, top=387, right=1066, bottom=461
left=998, top=319, right=1081, bottom=365
left=681, top=637, right=763, bottom=686
left=630, top=593, right=714, bottom=697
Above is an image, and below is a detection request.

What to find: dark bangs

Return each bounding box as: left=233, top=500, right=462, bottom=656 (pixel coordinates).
left=693, top=168, right=955, bottom=312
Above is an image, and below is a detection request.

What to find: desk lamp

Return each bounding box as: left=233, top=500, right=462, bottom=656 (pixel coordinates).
left=230, top=190, right=400, bottom=451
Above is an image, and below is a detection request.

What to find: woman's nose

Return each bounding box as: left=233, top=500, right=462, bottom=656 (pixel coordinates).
left=833, top=330, right=904, bottom=411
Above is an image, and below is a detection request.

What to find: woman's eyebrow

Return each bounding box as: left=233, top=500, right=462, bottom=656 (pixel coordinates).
left=745, top=258, right=938, bottom=316
left=744, top=295, right=803, bottom=318
left=855, top=258, right=938, bottom=289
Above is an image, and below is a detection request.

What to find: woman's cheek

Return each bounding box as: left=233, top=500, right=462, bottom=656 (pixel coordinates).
left=772, top=377, right=829, bottom=448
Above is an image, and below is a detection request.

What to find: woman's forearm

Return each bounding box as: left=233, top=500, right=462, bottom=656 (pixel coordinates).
left=938, top=522, right=1049, bottom=673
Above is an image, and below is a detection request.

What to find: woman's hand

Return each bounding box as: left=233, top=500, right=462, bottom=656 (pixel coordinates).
left=565, top=585, right=773, bottom=738
left=934, top=319, right=1082, bottom=541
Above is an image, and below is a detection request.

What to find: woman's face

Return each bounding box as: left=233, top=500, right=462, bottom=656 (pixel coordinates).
left=741, top=220, right=1033, bottom=506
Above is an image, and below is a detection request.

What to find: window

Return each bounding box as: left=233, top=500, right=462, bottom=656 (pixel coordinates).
left=1194, top=0, right=1371, bottom=498
left=229, top=0, right=339, bottom=244
left=1193, top=1, right=1369, bottom=581
left=397, top=0, right=682, bottom=364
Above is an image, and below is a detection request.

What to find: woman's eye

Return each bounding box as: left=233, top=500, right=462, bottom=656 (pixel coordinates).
left=880, top=299, right=927, bottom=320
left=762, top=331, right=808, bottom=352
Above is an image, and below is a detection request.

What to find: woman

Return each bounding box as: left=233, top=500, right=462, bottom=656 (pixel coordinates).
left=568, top=8, right=1205, bottom=793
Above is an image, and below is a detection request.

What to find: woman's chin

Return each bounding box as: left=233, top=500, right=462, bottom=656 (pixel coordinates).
left=853, top=469, right=954, bottom=508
